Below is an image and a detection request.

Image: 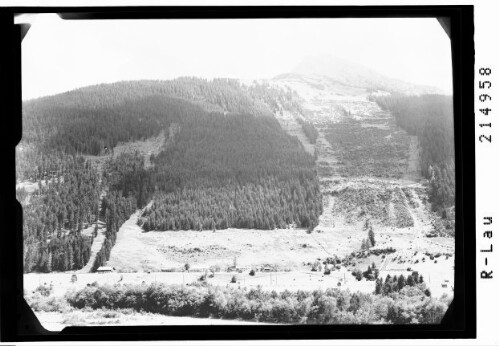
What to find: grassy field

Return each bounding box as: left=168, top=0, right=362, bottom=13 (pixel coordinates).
left=24, top=269, right=375, bottom=298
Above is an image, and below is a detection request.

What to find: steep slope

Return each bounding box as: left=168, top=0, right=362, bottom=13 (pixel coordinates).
left=272, top=59, right=454, bottom=291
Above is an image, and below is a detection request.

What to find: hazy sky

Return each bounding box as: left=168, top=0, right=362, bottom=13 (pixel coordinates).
left=21, top=14, right=452, bottom=100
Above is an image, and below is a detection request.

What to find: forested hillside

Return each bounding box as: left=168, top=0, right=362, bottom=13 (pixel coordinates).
left=142, top=111, right=322, bottom=231
left=97, top=101, right=323, bottom=232
left=21, top=157, right=99, bottom=272
left=19, top=78, right=322, bottom=272
left=370, top=94, right=455, bottom=211
left=20, top=78, right=306, bottom=159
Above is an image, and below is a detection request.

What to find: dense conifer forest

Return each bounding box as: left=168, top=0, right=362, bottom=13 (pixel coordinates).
left=142, top=112, right=322, bottom=231
left=99, top=110, right=323, bottom=232
left=370, top=94, right=455, bottom=211
left=21, top=157, right=99, bottom=272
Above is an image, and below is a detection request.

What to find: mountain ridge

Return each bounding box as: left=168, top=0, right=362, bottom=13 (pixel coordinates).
left=274, top=55, right=446, bottom=95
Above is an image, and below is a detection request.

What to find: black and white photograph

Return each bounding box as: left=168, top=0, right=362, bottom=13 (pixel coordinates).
left=18, top=14, right=456, bottom=330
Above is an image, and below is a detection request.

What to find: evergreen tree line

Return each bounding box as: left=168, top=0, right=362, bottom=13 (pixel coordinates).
left=91, top=191, right=137, bottom=271
left=141, top=175, right=321, bottom=231
left=370, top=94, right=455, bottom=211
left=22, top=156, right=100, bottom=272
left=374, top=271, right=429, bottom=296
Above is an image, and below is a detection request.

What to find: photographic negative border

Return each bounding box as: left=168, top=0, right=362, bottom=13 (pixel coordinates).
left=0, top=5, right=475, bottom=342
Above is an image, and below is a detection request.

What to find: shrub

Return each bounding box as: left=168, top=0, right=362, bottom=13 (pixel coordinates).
left=249, top=269, right=255, bottom=276
left=35, top=284, right=53, bottom=297
left=311, top=261, right=320, bottom=271
left=27, top=292, right=69, bottom=313
left=352, top=269, right=363, bottom=281
left=65, top=281, right=451, bottom=325
left=231, top=275, right=237, bottom=283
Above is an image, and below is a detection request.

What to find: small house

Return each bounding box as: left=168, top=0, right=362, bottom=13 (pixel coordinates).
left=262, top=265, right=272, bottom=272
left=96, top=266, right=114, bottom=274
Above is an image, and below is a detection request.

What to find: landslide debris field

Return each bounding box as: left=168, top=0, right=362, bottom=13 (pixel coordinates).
left=273, top=75, right=454, bottom=286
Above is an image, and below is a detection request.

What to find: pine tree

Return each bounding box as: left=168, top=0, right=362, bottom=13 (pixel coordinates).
left=375, top=278, right=383, bottom=294
left=397, top=275, right=406, bottom=290
left=407, top=274, right=415, bottom=286
left=368, top=228, right=376, bottom=246
left=348, top=294, right=361, bottom=313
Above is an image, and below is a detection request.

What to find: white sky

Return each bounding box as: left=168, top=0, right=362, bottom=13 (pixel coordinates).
left=21, top=14, right=453, bottom=100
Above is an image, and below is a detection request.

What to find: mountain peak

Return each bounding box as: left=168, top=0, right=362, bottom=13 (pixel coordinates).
left=285, top=55, right=444, bottom=95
